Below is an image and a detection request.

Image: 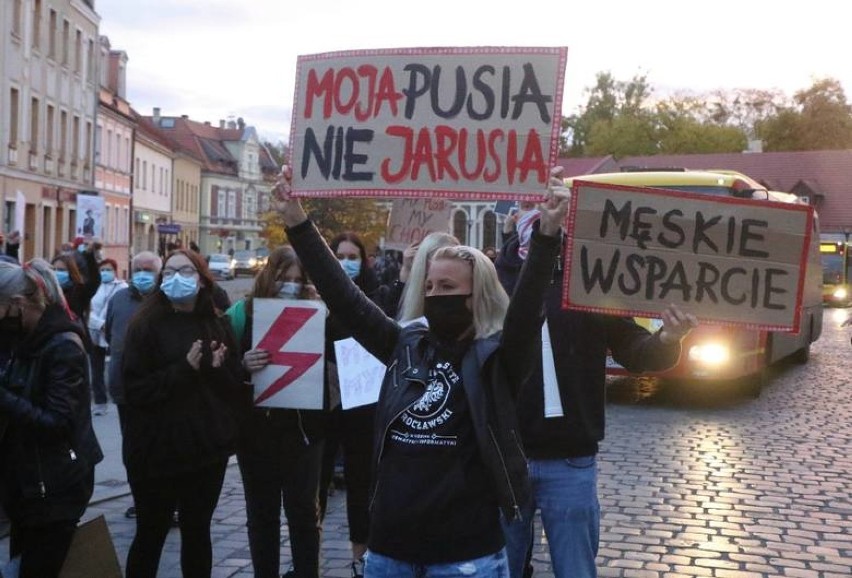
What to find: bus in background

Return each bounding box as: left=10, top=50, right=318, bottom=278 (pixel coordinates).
left=565, top=169, right=823, bottom=398
left=819, top=234, right=852, bottom=307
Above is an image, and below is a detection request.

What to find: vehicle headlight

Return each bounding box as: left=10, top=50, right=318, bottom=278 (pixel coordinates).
left=249, top=258, right=256, bottom=266
left=833, top=287, right=847, bottom=300
left=688, top=343, right=730, bottom=366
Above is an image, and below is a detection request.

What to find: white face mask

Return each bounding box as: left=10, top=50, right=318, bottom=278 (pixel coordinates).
left=277, top=281, right=303, bottom=299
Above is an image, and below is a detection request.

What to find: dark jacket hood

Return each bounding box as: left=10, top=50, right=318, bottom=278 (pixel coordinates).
left=18, top=303, right=88, bottom=356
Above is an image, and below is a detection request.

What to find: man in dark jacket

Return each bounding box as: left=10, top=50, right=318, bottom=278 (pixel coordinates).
left=497, top=217, right=697, bottom=578
left=104, top=250, right=162, bottom=520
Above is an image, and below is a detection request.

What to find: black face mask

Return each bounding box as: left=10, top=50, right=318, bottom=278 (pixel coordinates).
left=424, top=294, right=473, bottom=342
left=0, top=312, right=24, bottom=352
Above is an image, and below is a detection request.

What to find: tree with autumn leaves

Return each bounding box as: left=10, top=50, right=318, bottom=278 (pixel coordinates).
left=260, top=142, right=389, bottom=253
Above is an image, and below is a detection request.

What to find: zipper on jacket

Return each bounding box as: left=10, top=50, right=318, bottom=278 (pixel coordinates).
left=35, top=443, right=46, bottom=498
left=488, top=425, right=522, bottom=522
left=296, top=410, right=310, bottom=446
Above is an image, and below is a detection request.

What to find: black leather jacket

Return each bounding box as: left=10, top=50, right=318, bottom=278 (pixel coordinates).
left=0, top=304, right=103, bottom=524
left=287, top=220, right=560, bottom=520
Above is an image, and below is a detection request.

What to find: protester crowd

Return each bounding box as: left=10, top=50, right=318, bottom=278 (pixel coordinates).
left=0, top=165, right=699, bottom=578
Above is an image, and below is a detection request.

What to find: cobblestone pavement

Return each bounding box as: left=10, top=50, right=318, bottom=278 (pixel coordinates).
left=3, top=308, right=851, bottom=577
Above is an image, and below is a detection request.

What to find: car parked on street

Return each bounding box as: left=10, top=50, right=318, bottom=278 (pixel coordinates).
left=207, top=253, right=235, bottom=280
left=233, top=249, right=260, bottom=277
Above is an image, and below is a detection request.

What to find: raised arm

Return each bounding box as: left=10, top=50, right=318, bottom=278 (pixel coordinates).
left=274, top=168, right=400, bottom=363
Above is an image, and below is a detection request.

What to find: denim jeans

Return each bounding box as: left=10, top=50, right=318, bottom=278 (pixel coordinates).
left=502, top=456, right=600, bottom=578
left=364, top=548, right=509, bottom=578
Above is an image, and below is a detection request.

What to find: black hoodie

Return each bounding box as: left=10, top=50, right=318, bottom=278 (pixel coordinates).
left=0, top=303, right=103, bottom=524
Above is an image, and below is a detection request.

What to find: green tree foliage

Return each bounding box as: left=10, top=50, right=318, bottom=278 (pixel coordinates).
left=260, top=140, right=389, bottom=251
left=757, top=78, right=852, bottom=151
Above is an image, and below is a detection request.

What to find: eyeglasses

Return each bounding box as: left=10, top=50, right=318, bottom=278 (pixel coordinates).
left=161, top=266, right=197, bottom=279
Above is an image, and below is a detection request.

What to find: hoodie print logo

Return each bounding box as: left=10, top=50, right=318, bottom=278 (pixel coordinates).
left=391, top=361, right=459, bottom=447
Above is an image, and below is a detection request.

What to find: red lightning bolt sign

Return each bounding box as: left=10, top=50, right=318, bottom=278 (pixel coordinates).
left=254, top=306, right=323, bottom=405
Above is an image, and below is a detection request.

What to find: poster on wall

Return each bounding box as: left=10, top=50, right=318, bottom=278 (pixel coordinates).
left=75, top=194, right=105, bottom=240
left=290, top=46, right=568, bottom=201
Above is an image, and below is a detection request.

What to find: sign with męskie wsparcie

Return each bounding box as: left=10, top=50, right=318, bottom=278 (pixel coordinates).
left=562, top=181, right=814, bottom=332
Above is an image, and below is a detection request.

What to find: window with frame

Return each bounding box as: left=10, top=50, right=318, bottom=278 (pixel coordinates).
left=59, top=110, right=67, bottom=160
left=74, top=30, right=82, bottom=73
left=95, top=126, right=102, bottom=163
left=46, top=105, right=54, bottom=155
left=217, top=189, right=226, bottom=217
left=452, top=211, right=468, bottom=244
left=482, top=210, right=497, bottom=250
left=85, top=121, right=92, bottom=166
left=48, top=9, right=57, bottom=58
left=30, top=97, right=39, bottom=153
left=227, top=191, right=236, bottom=219
left=12, top=0, right=23, bottom=37
left=72, top=116, right=80, bottom=162
left=9, top=89, right=20, bottom=147
left=106, top=129, right=112, bottom=166
left=32, top=0, right=42, bottom=49
left=62, top=20, right=70, bottom=66
left=87, top=39, right=95, bottom=83
left=142, top=160, right=147, bottom=189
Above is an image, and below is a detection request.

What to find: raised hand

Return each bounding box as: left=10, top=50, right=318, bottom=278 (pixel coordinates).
left=658, top=304, right=699, bottom=344
left=272, top=165, right=309, bottom=228
left=538, top=166, right=571, bottom=237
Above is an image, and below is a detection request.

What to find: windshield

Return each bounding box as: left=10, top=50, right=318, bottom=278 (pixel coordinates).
left=822, top=254, right=845, bottom=285
left=235, top=251, right=253, bottom=259
left=210, top=255, right=229, bottom=263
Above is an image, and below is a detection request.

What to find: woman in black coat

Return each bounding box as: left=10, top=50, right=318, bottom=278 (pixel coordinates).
left=0, top=259, right=103, bottom=578
left=121, top=249, right=248, bottom=578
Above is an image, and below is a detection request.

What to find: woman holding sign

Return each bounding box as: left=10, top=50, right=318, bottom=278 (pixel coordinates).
left=274, top=166, right=569, bottom=578
left=122, top=249, right=248, bottom=578
left=227, top=246, right=327, bottom=578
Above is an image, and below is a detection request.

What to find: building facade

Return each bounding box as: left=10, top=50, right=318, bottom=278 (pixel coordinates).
left=1, top=0, right=99, bottom=261
left=132, top=116, right=174, bottom=255
left=144, top=112, right=276, bottom=256
left=94, top=35, right=133, bottom=274
left=171, top=152, right=202, bottom=250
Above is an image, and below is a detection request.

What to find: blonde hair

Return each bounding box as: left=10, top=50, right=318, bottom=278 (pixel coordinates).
left=397, top=232, right=459, bottom=322
left=429, top=245, right=509, bottom=339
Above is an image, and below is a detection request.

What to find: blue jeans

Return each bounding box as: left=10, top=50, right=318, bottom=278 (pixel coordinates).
left=502, top=456, right=600, bottom=578
left=364, top=548, right=509, bottom=578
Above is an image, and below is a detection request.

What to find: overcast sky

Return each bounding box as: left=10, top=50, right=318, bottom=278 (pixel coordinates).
left=95, top=0, right=852, bottom=146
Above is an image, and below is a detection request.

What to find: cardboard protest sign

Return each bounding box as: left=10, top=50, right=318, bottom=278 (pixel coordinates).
left=385, top=198, right=452, bottom=250
left=59, top=516, right=122, bottom=578
left=562, top=181, right=814, bottom=332
left=290, top=46, right=568, bottom=201
left=252, top=299, right=326, bottom=409
left=334, top=338, right=385, bottom=409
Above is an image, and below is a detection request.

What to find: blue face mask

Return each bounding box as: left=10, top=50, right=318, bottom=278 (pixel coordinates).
left=277, top=281, right=303, bottom=299
left=160, top=274, right=199, bottom=303
left=55, top=270, right=71, bottom=288
left=77, top=244, right=86, bottom=254
left=131, top=271, right=156, bottom=294
left=100, top=270, right=115, bottom=284
left=339, top=258, right=361, bottom=279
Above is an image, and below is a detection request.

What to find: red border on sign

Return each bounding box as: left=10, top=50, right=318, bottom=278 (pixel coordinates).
left=561, top=180, right=814, bottom=333
left=288, top=46, right=567, bottom=201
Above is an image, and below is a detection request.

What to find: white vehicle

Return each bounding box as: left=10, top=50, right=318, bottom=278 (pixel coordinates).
left=207, top=253, right=235, bottom=280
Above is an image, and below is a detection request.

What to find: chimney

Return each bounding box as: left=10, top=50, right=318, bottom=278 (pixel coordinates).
left=237, top=117, right=245, bottom=130
left=219, top=120, right=226, bottom=129
left=743, top=139, right=764, bottom=154
left=227, top=120, right=237, bottom=130
left=153, top=107, right=161, bottom=123
left=204, top=121, right=211, bottom=126
left=181, top=114, right=189, bottom=119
